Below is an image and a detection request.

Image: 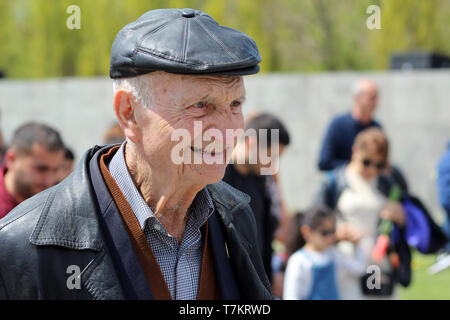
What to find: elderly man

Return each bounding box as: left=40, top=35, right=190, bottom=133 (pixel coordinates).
left=0, top=122, right=65, bottom=218
left=0, top=9, right=271, bottom=300
left=318, top=79, right=382, bottom=171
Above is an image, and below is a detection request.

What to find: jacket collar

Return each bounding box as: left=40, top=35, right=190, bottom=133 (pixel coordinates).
left=207, top=181, right=252, bottom=250
left=206, top=181, right=250, bottom=223
left=29, top=145, right=106, bottom=251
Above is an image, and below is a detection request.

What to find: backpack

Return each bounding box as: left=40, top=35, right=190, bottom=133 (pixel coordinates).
left=393, top=195, right=447, bottom=254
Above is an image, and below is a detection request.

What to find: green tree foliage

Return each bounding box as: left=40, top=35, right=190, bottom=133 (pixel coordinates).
left=371, top=0, right=450, bottom=68
left=0, top=0, right=448, bottom=78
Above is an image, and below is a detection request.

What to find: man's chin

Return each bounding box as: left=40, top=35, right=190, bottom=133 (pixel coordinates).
left=32, top=188, right=46, bottom=197
left=188, top=164, right=227, bottom=185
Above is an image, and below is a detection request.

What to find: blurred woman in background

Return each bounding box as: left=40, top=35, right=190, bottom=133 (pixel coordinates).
left=315, top=128, right=411, bottom=299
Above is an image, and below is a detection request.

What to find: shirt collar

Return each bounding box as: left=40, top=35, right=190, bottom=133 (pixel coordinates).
left=108, top=142, right=214, bottom=230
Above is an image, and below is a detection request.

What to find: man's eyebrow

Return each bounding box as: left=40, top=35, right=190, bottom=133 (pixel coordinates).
left=188, top=94, right=209, bottom=103
left=189, top=94, right=246, bottom=104
left=34, top=164, right=50, bottom=170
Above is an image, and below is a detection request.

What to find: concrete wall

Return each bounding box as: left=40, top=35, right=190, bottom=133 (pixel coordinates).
left=0, top=70, right=449, bottom=221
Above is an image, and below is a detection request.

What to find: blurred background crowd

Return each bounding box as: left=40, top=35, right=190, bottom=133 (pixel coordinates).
left=0, top=0, right=450, bottom=299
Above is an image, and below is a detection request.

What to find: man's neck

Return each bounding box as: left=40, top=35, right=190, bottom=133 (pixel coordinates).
left=124, top=144, right=202, bottom=242
left=350, top=107, right=371, bottom=125
left=346, top=161, right=376, bottom=184
left=3, top=170, right=26, bottom=204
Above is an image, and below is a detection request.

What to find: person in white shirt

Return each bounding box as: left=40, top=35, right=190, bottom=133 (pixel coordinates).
left=283, top=205, right=365, bottom=300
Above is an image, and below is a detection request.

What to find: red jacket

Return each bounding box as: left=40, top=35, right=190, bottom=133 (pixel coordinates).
left=0, top=166, right=19, bottom=219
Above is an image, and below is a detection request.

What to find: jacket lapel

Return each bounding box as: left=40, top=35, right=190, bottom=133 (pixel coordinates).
left=207, top=181, right=272, bottom=300
left=89, top=147, right=154, bottom=299
left=207, top=211, right=241, bottom=299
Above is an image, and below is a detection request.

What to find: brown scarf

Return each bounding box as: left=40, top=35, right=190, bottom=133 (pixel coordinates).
left=99, top=146, right=220, bottom=300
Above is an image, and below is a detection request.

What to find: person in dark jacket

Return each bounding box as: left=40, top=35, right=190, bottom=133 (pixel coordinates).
left=0, top=8, right=271, bottom=300
left=318, top=79, right=381, bottom=171
left=223, top=113, right=290, bottom=285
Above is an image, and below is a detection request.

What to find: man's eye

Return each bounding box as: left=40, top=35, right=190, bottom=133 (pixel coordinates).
left=35, top=166, right=49, bottom=173
left=230, top=100, right=242, bottom=108
left=193, top=101, right=206, bottom=108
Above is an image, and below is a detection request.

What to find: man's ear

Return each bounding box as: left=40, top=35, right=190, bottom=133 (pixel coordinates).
left=114, top=90, right=140, bottom=144
left=4, top=149, right=16, bottom=170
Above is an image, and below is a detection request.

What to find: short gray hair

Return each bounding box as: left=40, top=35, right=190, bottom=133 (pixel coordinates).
left=112, top=74, right=153, bottom=108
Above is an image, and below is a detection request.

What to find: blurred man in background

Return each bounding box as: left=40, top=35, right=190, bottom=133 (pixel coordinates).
left=223, top=112, right=290, bottom=286
left=0, top=122, right=64, bottom=218
left=318, top=79, right=381, bottom=171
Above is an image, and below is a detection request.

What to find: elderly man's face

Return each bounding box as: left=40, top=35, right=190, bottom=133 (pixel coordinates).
left=133, top=72, right=246, bottom=185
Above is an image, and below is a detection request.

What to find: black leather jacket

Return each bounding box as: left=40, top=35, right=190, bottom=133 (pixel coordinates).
left=0, top=145, right=272, bottom=300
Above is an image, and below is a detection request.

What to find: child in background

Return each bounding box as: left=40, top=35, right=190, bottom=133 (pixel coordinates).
left=283, top=205, right=365, bottom=300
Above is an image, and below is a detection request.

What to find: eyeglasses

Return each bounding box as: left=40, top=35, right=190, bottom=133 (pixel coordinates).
left=317, top=228, right=336, bottom=237
left=362, top=158, right=386, bottom=170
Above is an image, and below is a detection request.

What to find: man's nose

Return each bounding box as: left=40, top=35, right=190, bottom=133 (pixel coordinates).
left=207, top=110, right=242, bottom=131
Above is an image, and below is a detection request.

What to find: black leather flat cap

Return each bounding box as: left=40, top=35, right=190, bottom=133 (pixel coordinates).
left=110, top=8, right=261, bottom=78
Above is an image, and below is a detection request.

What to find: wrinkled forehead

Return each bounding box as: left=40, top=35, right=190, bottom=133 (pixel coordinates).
left=149, top=71, right=244, bottom=101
